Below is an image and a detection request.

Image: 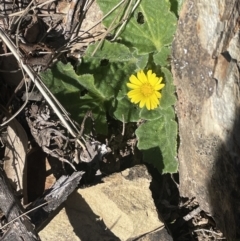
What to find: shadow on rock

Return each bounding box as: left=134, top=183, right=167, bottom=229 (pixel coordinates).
left=207, top=107, right=240, bottom=240
left=65, top=191, right=120, bottom=241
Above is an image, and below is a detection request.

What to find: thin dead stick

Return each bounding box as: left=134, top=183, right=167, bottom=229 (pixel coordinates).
left=32, top=75, right=81, bottom=134
left=83, top=0, right=93, bottom=11
left=12, top=0, right=81, bottom=136
left=11, top=0, right=35, bottom=27
left=70, top=0, right=94, bottom=41
left=90, top=1, right=128, bottom=56
left=68, top=0, right=126, bottom=46
left=64, top=0, right=79, bottom=39
left=0, top=201, right=52, bottom=230
left=111, top=0, right=135, bottom=41
left=0, top=68, right=20, bottom=72
left=112, top=0, right=141, bottom=41
left=90, top=0, right=141, bottom=56
left=0, top=52, right=14, bottom=56
left=0, top=63, right=29, bottom=129
left=8, top=0, right=56, bottom=17
left=80, top=0, right=126, bottom=38
left=121, top=114, right=125, bottom=136
left=64, top=0, right=140, bottom=56
left=194, top=229, right=225, bottom=237
left=52, top=0, right=126, bottom=61
left=0, top=28, right=85, bottom=150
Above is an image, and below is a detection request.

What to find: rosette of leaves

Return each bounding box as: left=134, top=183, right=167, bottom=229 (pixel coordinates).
left=41, top=0, right=178, bottom=173
left=96, top=0, right=178, bottom=173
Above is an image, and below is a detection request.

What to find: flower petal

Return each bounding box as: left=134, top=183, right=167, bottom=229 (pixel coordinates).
left=129, top=75, right=142, bottom=86
left=129, top=94, right=142, bottom=103
left=137, top=70, right=148, bottom=83
left=127, top=83, right=140, bottom=89
left=139, top=98, right=147, bottom=108
left=150, top=96, right=159, bottom=107
left=150, top=98, right=157, bottom=109
left=127, top=89, right=141, bottom=97
left=147, top=70, right=152, bottom=75
left=154, top=91, right=161, bottom=98
left=147, top=70, right=157, bottom=81
left=127, top=70, right=164, bottom=110
left=154, top=83, right=165, bottom=91
left=147, top=70, right=153, bottom=78
left=146, top=98, right=151, bottom=110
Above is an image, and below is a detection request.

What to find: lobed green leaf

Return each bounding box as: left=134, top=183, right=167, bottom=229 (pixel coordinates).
left=136, top=107, right=178, bottom=173
left=97, top=0, right=177, bottom=55
left=77, top=41, right=148, bottom=122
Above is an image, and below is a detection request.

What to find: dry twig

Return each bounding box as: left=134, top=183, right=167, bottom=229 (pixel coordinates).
left=0, top=27, right=85, bottom=151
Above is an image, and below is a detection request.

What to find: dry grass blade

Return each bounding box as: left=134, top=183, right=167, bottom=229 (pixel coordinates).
left=111, top=0, right=141, bottom=41
left=0, top=201, right=50, bottom=231
left=0, top=27, right=85, bottom=151
left=70, top=0, right=95, bottom=41
left=8, top=0, right=56, bottom=18
left=90, top=0, right=141, bottom=56
left=65, top=0, right=125, bottom=52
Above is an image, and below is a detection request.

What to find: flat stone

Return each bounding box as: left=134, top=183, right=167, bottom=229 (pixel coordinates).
left=136, top=227, right=173, bottom=241
left=39, top=165, right=164, bottom=241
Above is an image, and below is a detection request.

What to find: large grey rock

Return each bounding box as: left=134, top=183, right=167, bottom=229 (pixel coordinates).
left=39, top=165, right=165, bottom=241
left=172, top=0, right=240, bottom=239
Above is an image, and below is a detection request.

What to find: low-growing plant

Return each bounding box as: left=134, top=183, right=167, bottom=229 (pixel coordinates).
left=41, top=0, right=179, bottom=173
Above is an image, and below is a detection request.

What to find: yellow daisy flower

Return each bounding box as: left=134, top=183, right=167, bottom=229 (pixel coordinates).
left=127, top=70, right=165, bottom=110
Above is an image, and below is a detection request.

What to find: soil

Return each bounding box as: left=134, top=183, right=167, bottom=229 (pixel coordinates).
left=0, top=1, right=227, bottom=240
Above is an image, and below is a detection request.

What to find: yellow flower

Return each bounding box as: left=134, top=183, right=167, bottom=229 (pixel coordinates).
left=127, top=70, right=165, bottom=110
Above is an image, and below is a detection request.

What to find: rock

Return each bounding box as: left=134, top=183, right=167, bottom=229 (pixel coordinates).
left=172, top=0, right=240, bottom=239
left=39, top=165, right=165, bottom=241
left=136, top=227, right=173, bottom=241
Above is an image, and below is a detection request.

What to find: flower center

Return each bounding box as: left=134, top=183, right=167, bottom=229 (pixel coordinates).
left=140, top=83, right=154, bottom=97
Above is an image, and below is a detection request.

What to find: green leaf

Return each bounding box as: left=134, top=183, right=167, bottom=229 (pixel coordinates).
left=112, top=95, right=141, bottom=122
left=77, top=94, right=108, bottom=135
left=160, top=67, right=176, bottom=109
left=40, top=42, right=148, bottom=133
left=140, top=107, right=163, bottom=121
left=41, top=62, right=84, bottom=95
left=84, top=40, right=134, bottom=62
left=40, top=62, right=87, bottom=117
left=40, top=62, right=108, bottom=132
left=78, top=41, right=143, bottom=97
left=136, top=107, right=178, bottom=173
left=153, top=47, right=171, bottom=67
left=97, top=0, right=177, bottom=54
left=132, top=51, right=149, bottom=69
left=75, top=72, right=109, bottom=101
left=77, top=41, right=148, bottom=121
